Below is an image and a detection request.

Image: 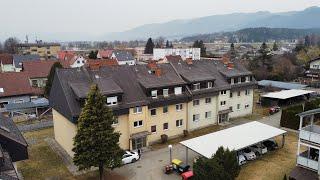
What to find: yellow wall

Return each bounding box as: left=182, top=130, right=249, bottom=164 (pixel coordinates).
left=53, top=109, right=77, bottom=157
left=20, top=45, right=61, bottom=59
left=113, top=115, right=130, bottom=150
left=147, top=103, right=187, bottom=143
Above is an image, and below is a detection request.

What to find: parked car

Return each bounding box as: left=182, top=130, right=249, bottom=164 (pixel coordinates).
left=269, top=106, right=280, bottom=115
left=262, top=139, right=278, bottom=151
left=240, top=148, right=256, bottom=160
left=249, top=144, right=267, bottom=156
left=238, top=154, right=247, bottom=165
left=122, top=151, right=140, bottom=164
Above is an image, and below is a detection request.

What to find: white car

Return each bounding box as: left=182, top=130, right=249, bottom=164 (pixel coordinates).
left=238, top=154, right=247, bottom=166
left=249, top=144, right=267, bottom=156
left=240, top=148, right=256, bottom=160
left=122, top=151, right=140, bottom=164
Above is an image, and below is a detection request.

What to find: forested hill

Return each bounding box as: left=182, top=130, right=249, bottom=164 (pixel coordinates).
left=181, top=27, right=320, bottom=43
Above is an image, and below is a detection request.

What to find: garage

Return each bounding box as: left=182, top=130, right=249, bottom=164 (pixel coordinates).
left=180, top=121, right=287, bottom=163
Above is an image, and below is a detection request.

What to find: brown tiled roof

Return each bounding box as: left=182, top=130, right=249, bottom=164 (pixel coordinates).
left=165, top=55, right=182, bottom=62
left=22, top=60, right=57, bottom=78
left=0, top=72, right=42, bottom=97
left=98, top=50, right=113, bottom=58
left=0, top=54, right=13, bottom=65
left=85, top=59, right=118, bottom=70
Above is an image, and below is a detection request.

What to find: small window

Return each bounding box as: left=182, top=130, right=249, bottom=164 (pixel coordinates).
left=31, top=79, right=38, bottom=87
left=163, top=123, right=169, bottom=130
left=193, top=83, right=200, bottom=91
left=237, top=91, right=241, bottom=96
left=0, top=101, right=9, bottom=108
left=14, top=99, right=24, bottom=104
left=134, top=120, right=143, bottom=128
left=106, top=96, right=117, bottom=106
left=245, top=89, right=250, bottom=95
left=193, top=99, right=200, bottom=106
left=230, top=92, right=233, bottom=98
left=205, top=111, right=211, bottom=119
left=207, top=82, right=213, bottom=88
left=220, top=101, right=226, bottom=106
left=176, top=104, right=183, bottom=111
left=229, top=106, right=233, bottom=111
left=163, top=106, right=168, bottom=113
left=77, top=60, right=80, bottom=64
left=174, top=87, right=182, bottom=95
left=151, top=125, right=156, bottom=133
left=245, top=104, right=249, bottom=109
left=205, top=98, right=211, bottom=104
left=163, top=89, right=169, bottom=97
left=150, top=109, right=157, bottom=116
left=133, top=106, right=142, bottom=114
left=176, top=119, right=183, bottom=127
left=237, top=104, right=241, bottom=110
left=151, top=90, right=157, bottom=98
left=221, top=90, right=227, bottom=95
left=193, top=114, right=200, bottom=122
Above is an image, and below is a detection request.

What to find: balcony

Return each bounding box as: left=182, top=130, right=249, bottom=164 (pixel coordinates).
left=300, top=125, right=320, bottom=144
left=297, top=151, right=319, bottom=172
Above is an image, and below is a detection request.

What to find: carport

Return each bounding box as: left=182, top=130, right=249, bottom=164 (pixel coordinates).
left=260, top=89, right=314, bottom=106
left=180, top=121, right=286, bottom=162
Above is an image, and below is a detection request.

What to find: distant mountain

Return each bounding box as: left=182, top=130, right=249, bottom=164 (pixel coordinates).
left=181, top=27, right=320, bottom=43
left=102, top=6, right=320, bottom=41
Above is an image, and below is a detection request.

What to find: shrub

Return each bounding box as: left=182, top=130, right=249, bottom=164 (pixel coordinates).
left=183, top=130, right=189, bottom=137
left=280, top=104, right=303, bottom=130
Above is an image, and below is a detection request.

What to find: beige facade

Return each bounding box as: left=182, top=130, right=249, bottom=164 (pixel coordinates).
left=17, top=44, right=61, bottom=59
left=229, top=89, right=254, bottom=118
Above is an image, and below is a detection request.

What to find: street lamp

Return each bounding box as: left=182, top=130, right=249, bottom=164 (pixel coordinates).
left=168, top=144, right=173, bottom=163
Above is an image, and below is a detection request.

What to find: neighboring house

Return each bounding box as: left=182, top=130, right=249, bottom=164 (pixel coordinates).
left=0, top=114, right=28, bottom=179
left=0, top=60, right=55, bottom=114
left=290, top=109, right=320, bottom=179
left=306, top=57, right=320, bottom=79
left=157, top=55, right=183, bottom=64
left=57, top=51, right=75, bottom=61
left=59, top=54, right=86, bottom=68
left=97, top=50, right=113, bottom=59
left=49, top=59, right=256, bottom=157
left=85, top=59, right=118, bottom=70
left=153, top=48, right=201, bottom=61
left=16, top=42, right=61, bottom=60
left=111, top=50, right=135, bottom=65
left=13, top=54, right=41, bottom=72
left=0, top=54, right=15, bottom=72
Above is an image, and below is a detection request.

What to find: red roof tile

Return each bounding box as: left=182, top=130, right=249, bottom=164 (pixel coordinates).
left=0, top=54, right=13, bottom=65
left=58, top=51, right=75, bottom=61
left=85, top=59, right=118, bottom=70
left=98, top=50, right=113, bottom=59
left=165, top=55, right=182, bottom=62
left=22, top=60, right=57, bottom=78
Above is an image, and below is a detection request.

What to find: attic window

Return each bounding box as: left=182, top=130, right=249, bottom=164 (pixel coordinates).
left=0, top=88, right=3, bottom=93
left=95, top=75, right=100, bottom=79
left=0, top=126, right=10, bottom=133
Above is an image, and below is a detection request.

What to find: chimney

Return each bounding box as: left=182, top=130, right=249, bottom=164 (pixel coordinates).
left=155, top=67, right=162, bottom=77
left=222, top=54, right=230, bottom=65
left=186, top=58, right=193, bottom=65
left=147, top=61, right=157, bottom=69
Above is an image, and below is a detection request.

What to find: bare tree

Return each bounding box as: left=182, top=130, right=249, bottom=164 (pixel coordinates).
left=4, top=37, right=19, bottom=54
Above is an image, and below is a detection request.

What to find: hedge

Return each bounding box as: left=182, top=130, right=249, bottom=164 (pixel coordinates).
left=280, top=98, right=320, bottom=130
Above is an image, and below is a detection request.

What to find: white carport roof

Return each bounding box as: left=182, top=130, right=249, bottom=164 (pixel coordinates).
left=180, top=121, right=286, bottom=158
left=261, top=89, right=314, bottom=100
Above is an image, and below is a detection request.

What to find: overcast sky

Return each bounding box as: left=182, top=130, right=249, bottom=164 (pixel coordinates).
left=0, top=0, right=320, bottom=41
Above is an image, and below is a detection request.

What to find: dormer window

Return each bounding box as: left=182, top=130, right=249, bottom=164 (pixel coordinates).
left=207, top=82, right=213, bottom=88
left=163, top=89, right=169, bottom=97
left=174, top=87, right=182, bottom=95
left=151, top=90, right=157, bottom=98
left=238, top=77, right=241, bottom=84
left=107, top=96, right=118, bottom=106
left=230, top=78, right=234, bottom=85
left=0, top=88, right=4, bottom=93
left=246, top=76, right=250, bottom=82
left=193, top=83, right=200, bottom=91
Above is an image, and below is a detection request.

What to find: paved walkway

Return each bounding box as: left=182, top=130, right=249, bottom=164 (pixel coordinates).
left=113, top=112, right=283, bottom=180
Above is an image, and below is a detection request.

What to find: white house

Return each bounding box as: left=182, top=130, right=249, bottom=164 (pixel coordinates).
left=111, top=50, right=135, bottom=65
left=153, top=48, right=201, bottom=61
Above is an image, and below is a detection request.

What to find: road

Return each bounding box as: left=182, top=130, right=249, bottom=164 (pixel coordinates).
left=113, top=111, right=282, bottom=180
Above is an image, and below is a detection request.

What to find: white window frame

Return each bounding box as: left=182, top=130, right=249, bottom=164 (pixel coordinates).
left=176, top=119, right=183, bottom=127
left=193, top=99, right=200, bottom=106
left=150, top=108, right=157, bottom=116
left=106, top=96, right=118, bottom=106
left=245, top=104, right=249, bottom=109
left=14, top=99, right=24, bottom=104
left=205, top=111, right=212, bottom=119
left=163, top=123, right=169, bottom=131
left=133, top=106, right=142, bottom=114
left=245, top=89, right=250, bottom=95
left=151, top=125, right=157, bottom=133
left=237, top=104, right=241, bottom=110
left=220, top=101, right=226, bottom=106
left=207, top=82, right=213, bottom=88
left=163, top=89, right=169, bottom=97
left=193, top=114, right=200, bottom=122
left=133, top=120, right=143, bottom=128
left=174, top=87, right=182, bottom=95
left=205, top=97, right=211, bottom=104
left=176, top=104, right=183, bottom=111
left=221, top=90, right=227, bottom=95
left=193, top=83, right=200, bottom=91
left=151, top=90, right=158, bottom=98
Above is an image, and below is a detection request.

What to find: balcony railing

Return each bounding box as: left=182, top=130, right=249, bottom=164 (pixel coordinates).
left=297, top=155, right=319, bottom=171
left=300, top=125, right=320, bottom=144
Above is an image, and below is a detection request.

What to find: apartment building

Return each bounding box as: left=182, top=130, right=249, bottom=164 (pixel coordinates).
left=153, top=48, right=201, bottom=61
left=16, top=42, right=61, bottom=59
left=49, top=59, right=256, bottom=157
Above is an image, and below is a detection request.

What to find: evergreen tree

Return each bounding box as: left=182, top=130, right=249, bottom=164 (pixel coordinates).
left=193, top=40, right=206, bottom=57
left=89, top=50, right=98, bottom=59
left=73, top=85, right=124, bottom=180
left=193, top=146, right=240, bottom=180
left=229, top=43, right=236, bottom=59
left=165, top=40, right=170, bottom=48
left=273, top=42, right=279, bottom=51
left=144, top=38, right=155, bottom=54
left=283, top=174, right=287, bottom=180
left=155, top=42, right=161, bottom=48
left=169, top=42, right=173, bottom=48
left=44, top=62, right=63, bottom=97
